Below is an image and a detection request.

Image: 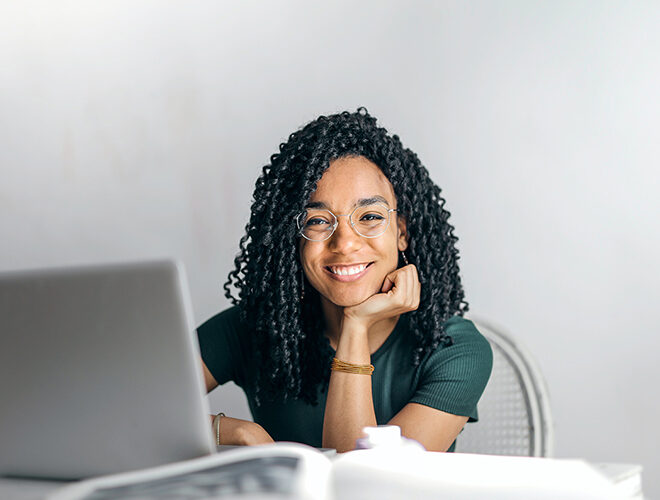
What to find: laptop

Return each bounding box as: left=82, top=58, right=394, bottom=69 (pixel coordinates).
left=0, top=260, right=216, bottom=479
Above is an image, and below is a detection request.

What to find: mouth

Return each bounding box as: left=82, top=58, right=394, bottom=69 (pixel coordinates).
left=323, top=262, right=374, bottom=282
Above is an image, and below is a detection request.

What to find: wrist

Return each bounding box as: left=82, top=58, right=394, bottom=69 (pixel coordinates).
left=340, top=315, right=370, bottom=336
left=237, top=422, right=273, bottom=445
left=335, top=324, right=371, bottom=365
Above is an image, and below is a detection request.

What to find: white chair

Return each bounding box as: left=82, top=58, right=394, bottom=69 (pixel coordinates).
left=455, top=317, right=554, bottom=457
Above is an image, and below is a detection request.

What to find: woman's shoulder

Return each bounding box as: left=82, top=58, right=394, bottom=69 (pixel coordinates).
left=196, top=305, right=253, bottom=387
left=443, top=315, right=488, bottom=338
left=200, top=304, right=241, bottom=324
left=424, top=315, right=493, bottom=373
left=197, top=305, right=248, bottom=338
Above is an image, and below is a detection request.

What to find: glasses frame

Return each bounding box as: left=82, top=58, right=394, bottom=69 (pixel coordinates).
left=296, top=202, right=398, bottom=242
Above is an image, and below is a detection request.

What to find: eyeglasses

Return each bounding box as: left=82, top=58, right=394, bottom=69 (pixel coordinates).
left=296, top=202, right=397, bottom=242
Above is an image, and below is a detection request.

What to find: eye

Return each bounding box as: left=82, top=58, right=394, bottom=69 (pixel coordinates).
left=360, top=213, right=385, bottom=222
left=305, top=217, right=331, bottom=227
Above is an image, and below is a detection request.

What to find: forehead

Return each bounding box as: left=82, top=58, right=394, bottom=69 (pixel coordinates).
left=308, top=156, right=396, bottom=208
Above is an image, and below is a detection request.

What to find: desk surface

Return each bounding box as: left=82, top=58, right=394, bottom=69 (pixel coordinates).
left=0, top=460, right=643, bottom=500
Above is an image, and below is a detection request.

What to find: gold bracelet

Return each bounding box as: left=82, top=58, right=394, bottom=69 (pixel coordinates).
left=331, top=357, right=374, bottom=375
left=213, top=412, right=225, bottom=446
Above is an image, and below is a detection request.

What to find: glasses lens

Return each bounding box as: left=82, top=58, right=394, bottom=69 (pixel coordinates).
left=298, top=209, right=336, bottom=241
left=351, top=203, right=390, bottom=238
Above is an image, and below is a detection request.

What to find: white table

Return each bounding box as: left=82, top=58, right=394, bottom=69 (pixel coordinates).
left=0, top=460, right=644, bottom=500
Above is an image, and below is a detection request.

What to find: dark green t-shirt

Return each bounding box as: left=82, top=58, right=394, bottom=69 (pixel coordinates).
left=197, top=306, right=492, bottom=451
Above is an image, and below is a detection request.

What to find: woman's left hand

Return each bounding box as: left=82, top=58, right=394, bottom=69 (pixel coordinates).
left=343, top=264, right=421, bottom=331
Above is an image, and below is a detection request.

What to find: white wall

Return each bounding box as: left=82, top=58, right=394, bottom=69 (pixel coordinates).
left=2, top=0, right=658, bottom=494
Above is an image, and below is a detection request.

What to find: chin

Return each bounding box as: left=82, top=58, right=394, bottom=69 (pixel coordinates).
left=330, top=297, right=364, bottom=308
left=324, top=287, right=378, bottom=308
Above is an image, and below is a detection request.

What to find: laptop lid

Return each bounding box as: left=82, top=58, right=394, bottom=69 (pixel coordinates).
left=0, top=260, right=215, bottom=479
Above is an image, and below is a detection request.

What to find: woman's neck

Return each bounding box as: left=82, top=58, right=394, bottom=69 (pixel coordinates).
left=320, top=296, right=399, bottom=354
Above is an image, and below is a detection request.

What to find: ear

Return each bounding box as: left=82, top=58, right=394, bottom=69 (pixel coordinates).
left=396, top=215, right=408, bottom=252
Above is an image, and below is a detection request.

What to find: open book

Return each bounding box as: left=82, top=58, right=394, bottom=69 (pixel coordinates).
left=48, top=442, right=639, bottom=500
left=47, top=444, right=331, bottom=500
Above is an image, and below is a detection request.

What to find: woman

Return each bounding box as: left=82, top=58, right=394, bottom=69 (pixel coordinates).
left=198, top=108, right=492, bottom=453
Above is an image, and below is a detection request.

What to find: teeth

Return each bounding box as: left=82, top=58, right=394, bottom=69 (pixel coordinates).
left=329, top=264, right=367, bottom=276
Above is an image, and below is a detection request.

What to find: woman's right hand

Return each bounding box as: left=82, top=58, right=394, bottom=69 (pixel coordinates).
left=209, top=415, right=274, bottom=446
left=343, top=264, right=421, bottom=332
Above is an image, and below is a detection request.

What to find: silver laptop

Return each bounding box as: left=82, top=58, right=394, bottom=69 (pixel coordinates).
left=0, top=260, right=216, bottom=479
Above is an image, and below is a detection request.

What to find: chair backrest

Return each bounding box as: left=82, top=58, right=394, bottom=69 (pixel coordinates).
left=455, top=317, right=554, bottom=457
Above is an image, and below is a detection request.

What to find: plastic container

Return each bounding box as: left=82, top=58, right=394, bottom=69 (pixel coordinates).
left=354, top=425, right=426, bottom=451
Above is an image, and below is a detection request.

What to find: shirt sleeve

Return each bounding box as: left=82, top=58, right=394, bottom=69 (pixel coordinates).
left=409, top=317, right=493, bottom=422
left=196, top=306, right=250, bottom=388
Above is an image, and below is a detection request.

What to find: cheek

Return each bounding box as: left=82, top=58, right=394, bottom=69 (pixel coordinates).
left=376, top=237, right=400, bottom=267
left=299, top=244, right=321, bottom=279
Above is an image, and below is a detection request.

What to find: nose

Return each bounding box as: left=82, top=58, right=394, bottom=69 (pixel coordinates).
left=327, top=215, right=362, bottom=254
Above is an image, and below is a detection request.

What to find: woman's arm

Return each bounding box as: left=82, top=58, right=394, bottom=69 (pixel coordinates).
left=388, top=403, right=468, bottom=452
left=208, top=414, right=274, bottom=445
left=322, top=321, right=376, bottom=452
left=202, top=359, right=220, bottom=434
left=322, top=265, right=420, bottom=452
left=323, top=337, right=470, bottom=452
left=202, top=359, right=219, bottom=392
left=202, top=359, right=274, bottom=445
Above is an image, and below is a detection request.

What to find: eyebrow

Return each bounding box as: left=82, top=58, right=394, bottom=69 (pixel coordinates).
left=305, top=195, right=390, bottom=210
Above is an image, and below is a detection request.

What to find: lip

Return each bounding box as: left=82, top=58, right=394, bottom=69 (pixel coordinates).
left=323, top=262, right=373, bottom=282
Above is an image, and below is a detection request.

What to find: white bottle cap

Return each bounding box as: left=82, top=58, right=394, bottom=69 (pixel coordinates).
left=362, top=425, right=402, bottom=447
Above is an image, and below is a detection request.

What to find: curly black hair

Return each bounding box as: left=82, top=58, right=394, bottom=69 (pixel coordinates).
left=224, top=108, right=468, bottom=405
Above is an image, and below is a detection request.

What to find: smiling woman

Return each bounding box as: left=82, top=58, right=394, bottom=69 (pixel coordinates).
left=299, top=157, right=405, bottom=309
left=197, top=109, right=493, bottom=452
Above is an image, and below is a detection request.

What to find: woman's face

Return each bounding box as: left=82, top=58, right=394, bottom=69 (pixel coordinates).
left=299, top=156, right=408, bottom=307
